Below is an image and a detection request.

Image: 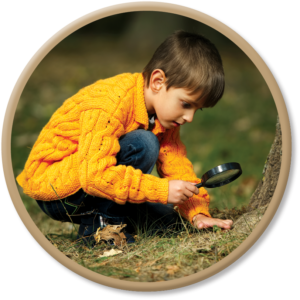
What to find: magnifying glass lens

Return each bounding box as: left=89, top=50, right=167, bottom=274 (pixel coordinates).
left=206, top=169, right=240, bottom=185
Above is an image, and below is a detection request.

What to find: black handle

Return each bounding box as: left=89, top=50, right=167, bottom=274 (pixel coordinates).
left=195, top=182, right=203, bottom=188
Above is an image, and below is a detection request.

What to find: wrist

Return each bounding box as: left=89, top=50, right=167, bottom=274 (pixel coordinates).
left=192, top=213, right=207, bottom=225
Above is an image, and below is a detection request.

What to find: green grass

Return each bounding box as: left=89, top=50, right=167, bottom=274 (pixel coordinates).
left=40, top=206, right=258, bottom=282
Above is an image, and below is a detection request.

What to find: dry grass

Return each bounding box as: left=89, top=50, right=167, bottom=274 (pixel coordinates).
left=41, top=205, right=268, bottom=282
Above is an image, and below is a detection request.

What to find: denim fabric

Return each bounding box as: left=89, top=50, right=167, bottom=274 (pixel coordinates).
left=36, top=129, right=183, bottom=234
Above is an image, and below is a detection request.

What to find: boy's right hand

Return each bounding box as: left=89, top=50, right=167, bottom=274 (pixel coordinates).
left=167, top=180, right=199, bottom=205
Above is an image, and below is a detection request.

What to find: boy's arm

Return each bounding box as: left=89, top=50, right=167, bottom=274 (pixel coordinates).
left=78, top=107, right=169, bottom=205
left=156, top=126, right=211, bottom=224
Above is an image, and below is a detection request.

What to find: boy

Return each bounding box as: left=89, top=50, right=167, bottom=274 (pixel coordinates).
left=16, top=31, right=233, bottom=244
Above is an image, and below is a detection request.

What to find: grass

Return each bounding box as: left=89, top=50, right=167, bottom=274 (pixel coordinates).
left=18, top=169, right=263, bottom=282
left=18, top=173, right=255, bottom=282
left=27, top=199, right=260, bottom=282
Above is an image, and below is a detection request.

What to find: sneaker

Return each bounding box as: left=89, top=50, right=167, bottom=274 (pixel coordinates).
left=76, top=214, right=108, bottom=247
left=77, top=223, right=97, bottom=247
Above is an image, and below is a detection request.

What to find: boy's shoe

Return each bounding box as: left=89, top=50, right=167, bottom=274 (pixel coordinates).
left=77, top=223, right=98, bottom=248
left=124, top=232, right=135, bottom=244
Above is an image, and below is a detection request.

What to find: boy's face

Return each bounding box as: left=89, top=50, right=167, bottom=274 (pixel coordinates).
left=152, top=84, right=204, bottom=130
left=145, top=69, right=205, bottom=130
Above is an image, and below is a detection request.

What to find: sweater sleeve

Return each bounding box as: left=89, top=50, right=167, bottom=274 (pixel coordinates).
left=156, top=126, right=211, bottom=223
left=77, top=106, right=169, bottom=205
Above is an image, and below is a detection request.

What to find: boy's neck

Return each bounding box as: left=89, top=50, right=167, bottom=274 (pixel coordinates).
left=143, top=79, right=156, bottom=115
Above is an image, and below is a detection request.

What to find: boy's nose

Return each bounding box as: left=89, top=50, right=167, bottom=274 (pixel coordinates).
left=183, top=112, right=194, bottom=123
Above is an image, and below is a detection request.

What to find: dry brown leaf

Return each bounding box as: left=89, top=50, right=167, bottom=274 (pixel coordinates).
left=99, top=249, right=123, bottom=258
left=166, top=265, right=180, bottom=276
left=94, top=224, right=127, bottom=246
left=134, top=267, right=141, bottom=273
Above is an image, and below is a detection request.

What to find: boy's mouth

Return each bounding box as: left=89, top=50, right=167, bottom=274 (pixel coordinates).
left=172, top=121, right=181, bottom=127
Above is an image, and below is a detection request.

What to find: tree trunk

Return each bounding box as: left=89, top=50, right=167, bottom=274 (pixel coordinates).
left=247, top=116, right=282, bottom=211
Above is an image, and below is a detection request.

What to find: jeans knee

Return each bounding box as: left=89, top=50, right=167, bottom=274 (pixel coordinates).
left=117, top=129, right=160, bottom=173
left=137, top=130, right=160, bottom=160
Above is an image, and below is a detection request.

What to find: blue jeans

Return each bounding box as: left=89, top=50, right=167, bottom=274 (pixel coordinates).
left=36, top=130, right=183, bottom=235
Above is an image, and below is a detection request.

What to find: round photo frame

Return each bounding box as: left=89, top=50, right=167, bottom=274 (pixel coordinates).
left=2, top=2, right=291, bottom=292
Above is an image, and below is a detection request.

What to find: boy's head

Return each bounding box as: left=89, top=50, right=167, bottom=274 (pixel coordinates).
left=143, top=30, right=224, bottom=108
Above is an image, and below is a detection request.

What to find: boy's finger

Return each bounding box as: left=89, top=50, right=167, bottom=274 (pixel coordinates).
left=181, top=194, right=189, bottom=201
left=186, top=182, right=199, bottom=195
left=183, top=188, right=194, bottom=199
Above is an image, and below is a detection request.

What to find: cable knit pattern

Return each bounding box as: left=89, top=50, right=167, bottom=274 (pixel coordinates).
left=17, top=73, right=210, bottom=223
left=156, top=127, right=211, bottom=222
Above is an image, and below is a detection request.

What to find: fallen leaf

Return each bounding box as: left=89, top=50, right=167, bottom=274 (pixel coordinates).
left=99, top=249, right=123, bottom=258
left=166, top=265, right=180, bottom=276
left=94, top=224, right=127, bottom=246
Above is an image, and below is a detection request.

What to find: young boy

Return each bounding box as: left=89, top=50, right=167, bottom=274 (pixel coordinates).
left=16, top=31, right=233, bottom=244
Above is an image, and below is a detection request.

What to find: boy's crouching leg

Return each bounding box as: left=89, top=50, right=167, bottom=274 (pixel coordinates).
left=116, top=129, right=160, bottom=174
left=60, top=130, right=159, bottom=247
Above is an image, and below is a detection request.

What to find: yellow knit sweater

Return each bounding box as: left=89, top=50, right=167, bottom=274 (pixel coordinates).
left=16, top=73, right=211, bottom=223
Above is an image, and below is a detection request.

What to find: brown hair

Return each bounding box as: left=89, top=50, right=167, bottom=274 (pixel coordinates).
left=143, top=30, right=225, bottom=107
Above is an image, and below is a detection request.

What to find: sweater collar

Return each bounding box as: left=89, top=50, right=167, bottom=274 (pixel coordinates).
left=134, top=73, right=148, bottom=126
left=135, top=73, right=166, bottom=134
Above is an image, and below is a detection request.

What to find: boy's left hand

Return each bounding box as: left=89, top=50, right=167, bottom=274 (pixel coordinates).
left=193, top=214, right=233, bottom=230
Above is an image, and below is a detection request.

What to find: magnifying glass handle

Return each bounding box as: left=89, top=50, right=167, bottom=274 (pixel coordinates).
left=195, top=182, right=203, bottom=188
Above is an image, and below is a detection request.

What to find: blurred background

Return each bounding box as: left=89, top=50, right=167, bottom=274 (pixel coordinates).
left=11, top=12, right=277, bottom=227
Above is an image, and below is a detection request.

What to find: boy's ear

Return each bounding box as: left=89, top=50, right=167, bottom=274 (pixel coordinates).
left=150, top=69, right=166, bottom=92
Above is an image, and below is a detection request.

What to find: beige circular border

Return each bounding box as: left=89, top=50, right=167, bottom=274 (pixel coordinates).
left=2, top=2, right=291, bottom=292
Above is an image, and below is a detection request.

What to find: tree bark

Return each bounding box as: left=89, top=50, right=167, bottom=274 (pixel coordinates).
left=247, top=116, right=282, bottom=211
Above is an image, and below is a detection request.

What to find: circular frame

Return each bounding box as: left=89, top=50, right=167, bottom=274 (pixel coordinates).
left=1, top=2, right=291, bottom=292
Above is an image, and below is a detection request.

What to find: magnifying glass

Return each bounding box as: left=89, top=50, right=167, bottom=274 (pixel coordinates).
left=195, top=162, right=242, bottom=189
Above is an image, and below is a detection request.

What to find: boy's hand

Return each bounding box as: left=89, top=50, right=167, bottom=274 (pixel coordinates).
left=167, top=180, right=199, bottom=205
left=193, top=214, right=233, bottom=230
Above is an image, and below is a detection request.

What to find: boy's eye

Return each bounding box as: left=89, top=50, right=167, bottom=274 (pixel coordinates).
left=181, top=101, right=191, bottom=109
